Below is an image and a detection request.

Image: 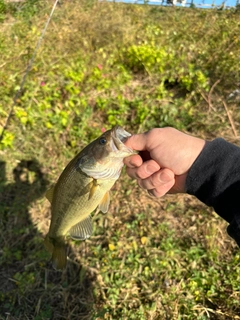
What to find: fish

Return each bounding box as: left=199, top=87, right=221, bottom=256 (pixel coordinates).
left=44, top=126, right=135, bottom=269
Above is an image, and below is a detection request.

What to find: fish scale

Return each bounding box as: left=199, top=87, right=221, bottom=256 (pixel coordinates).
left=50, top=171, right=116, bottom=237
left=44, top=126, right=135, bottom=269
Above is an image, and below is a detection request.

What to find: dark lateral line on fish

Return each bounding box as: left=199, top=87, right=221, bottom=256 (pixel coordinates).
left=0, top=0, right=60, bottom=143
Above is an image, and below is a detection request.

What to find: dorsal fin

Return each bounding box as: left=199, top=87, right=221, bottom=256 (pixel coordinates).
left=98, top=191, right=110, bottom=213
left=46, top=185, right=55, bottom=203
left=69, top=215, right=92, bottom=240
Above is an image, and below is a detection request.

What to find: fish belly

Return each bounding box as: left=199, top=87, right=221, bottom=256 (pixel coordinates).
left=49, top=173, right=115, bottom=238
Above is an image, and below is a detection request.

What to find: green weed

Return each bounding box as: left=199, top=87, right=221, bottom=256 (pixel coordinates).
left=1, top=1, right=240, bottom=319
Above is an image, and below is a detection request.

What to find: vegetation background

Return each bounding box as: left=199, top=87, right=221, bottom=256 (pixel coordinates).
left=1, top=0, right=240, bottom=319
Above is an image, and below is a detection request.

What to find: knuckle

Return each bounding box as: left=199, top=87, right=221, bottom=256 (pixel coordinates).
left=149, top=173, right=162, bottom=188
left=135, top=167, right=147, bottom=179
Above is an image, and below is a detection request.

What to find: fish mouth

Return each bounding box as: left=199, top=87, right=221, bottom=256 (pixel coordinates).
left=111, top=126, right=132, bottom=152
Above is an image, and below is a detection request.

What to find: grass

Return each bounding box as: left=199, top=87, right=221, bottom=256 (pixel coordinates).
left=1, top=0, right=240, bottom=319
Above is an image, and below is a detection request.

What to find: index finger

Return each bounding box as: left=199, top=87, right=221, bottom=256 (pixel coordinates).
left=124, top=154, right=143, bottom=168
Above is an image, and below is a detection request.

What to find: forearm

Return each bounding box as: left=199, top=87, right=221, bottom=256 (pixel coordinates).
left=186, top=138, right=240, bottom=246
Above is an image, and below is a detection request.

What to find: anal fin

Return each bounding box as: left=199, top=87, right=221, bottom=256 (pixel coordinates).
left=69, top=215, right=92, bottom=240
left=98, top=191, right=110, bottom=213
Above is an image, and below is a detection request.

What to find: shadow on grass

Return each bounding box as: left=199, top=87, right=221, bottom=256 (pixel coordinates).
left=0, top=160, right=95, bottom=320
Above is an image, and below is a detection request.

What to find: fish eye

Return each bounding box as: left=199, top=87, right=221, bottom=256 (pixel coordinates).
left=99, top=137, right=107, bottom=145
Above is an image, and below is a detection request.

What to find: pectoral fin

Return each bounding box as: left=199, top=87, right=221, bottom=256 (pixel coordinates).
left=88, top=179, right=99, bottom=200
left=46, top=185, right=55, bottom=203
left=69, top=215, right=92, bottom=240
left=98, top=191, right=110, bottom=213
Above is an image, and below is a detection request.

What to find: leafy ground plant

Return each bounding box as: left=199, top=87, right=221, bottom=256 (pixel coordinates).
left=1, top=0, right=240, bottom=319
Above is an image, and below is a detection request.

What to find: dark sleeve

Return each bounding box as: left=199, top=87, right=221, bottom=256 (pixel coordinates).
left=185, top=138, right=240, bottom=247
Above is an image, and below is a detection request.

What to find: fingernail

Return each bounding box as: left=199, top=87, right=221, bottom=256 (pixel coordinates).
left=147, top=190, right=155, bottom=197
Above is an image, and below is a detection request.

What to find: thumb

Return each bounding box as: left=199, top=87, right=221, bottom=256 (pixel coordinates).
left=124, top=133, right=149, bottom=151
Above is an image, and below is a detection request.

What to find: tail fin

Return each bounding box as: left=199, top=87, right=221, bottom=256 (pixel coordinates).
left=52, top=242, right=67, bottom=270
left=44, top=233, right=54, bottom=253
left=44, top=234, right=67, bottom=270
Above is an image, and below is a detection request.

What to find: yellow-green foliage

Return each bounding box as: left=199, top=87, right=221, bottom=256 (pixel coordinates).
left=1, top=1, right=240, bottom=319
left=1, top=0, right=240, bottom=150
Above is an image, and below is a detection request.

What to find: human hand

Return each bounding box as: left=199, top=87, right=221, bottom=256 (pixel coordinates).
left=124, top=127, right=206, bottom=197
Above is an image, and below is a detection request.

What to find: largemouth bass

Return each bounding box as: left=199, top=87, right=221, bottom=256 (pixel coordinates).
left=44, top=126, right=135, bottom=269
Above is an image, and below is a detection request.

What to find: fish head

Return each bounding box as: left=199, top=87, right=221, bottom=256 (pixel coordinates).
left=76, top=126, right=136, bottom=179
